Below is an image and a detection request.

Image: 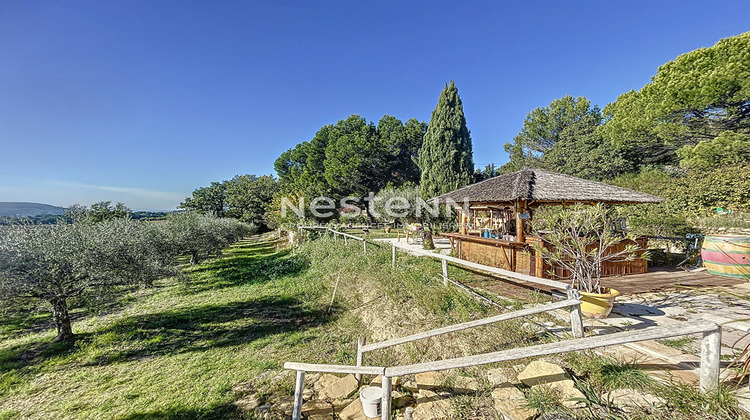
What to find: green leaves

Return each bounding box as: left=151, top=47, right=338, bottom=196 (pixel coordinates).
left=418, top=81, right=474, bottom=199
left=272, top=114, right=425, bottom=221
left=500, top=95, right=626, bottom=179
left=533, top=204, right=639, bottom=293
left=677, top=131, right=750, bottom=171
left=180, top=175, right=278, bottom=230
left=601, top=32, right=750, bottom=167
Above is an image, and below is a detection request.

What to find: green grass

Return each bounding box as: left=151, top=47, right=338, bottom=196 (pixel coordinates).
left=659, top=337, right=693, bottom=351
left=0, top=235, right=533, bottom=419
left=562, top=351, right=747, bottom=419
left=2, top=234, right=745, bottom=420
left=0, top=238, right=345, bottom=419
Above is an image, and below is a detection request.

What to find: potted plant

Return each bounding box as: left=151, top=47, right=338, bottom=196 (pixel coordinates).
left=533, top=204, right=644, bottom=318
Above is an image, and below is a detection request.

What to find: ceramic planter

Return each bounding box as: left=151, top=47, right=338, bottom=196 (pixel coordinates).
left=579, top=288, right=620, bottom=318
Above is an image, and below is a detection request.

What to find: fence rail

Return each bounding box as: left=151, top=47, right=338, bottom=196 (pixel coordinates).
left=390, top=241, right=569, bottom=291
left=285, top=321, right=721, bottom=420
left=357, top=299, right=582, bottom=358
left=300, top=225, right=369, bottom=253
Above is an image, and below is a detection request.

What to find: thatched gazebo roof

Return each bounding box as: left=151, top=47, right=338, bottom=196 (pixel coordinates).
left=428, top=168, right=663, bottom=206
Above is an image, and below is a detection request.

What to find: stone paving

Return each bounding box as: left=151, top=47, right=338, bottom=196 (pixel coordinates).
left=599, top=282, right=750, bottom=356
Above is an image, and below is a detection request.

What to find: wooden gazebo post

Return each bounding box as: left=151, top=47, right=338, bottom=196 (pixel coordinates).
left=459, top=206, right=468, bottom=235
left=515, top=200, right=526, bottom=243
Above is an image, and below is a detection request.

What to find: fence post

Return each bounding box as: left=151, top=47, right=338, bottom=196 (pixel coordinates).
left=392, top=243, right=396, bottom=268
left=700, top=326, right=722, bottom=393
left=344, top=236, right=348, bottom=245
left=363, top=240, right=367, bottom=254
left=566, top=288, right=584, bottom=338
left=381, top=375, right=392, bottom=420
left=441, top=259, right=449, bottom=286
left=292, top=370, right=305, bottom=420
left=355, top=335, right=366, bottom=383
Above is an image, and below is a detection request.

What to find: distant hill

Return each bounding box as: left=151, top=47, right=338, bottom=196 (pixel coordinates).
left=0, top=202, right=66, bottom=217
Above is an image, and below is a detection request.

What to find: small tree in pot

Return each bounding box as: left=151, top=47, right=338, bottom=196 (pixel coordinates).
left=534, top=204, right=644, bottom=316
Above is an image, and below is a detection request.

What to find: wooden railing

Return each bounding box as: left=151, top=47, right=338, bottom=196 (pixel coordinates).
left=286, top=227, right=723, bottom=420
left=300, top=225, right=570, bottom=293
left=389, top=241, right=570, bottom=291
left=355, top=297, right=585, bottom=375
left=284, top=321, right=721, bottom=420
left=299, top=226, right=370, bottom=253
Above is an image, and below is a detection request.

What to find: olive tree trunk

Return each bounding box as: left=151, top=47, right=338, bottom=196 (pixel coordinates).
left=49, top=297, right=74, bottom=343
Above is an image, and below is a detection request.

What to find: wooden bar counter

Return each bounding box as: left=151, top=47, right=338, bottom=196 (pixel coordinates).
left=444, top=233, right=648, bottom=280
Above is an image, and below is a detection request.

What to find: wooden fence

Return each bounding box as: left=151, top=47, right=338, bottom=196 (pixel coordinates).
left=287, top=227, right=722, bottom=420
left=355, top=297, right=585, bottom=375
left=284, top=321, right=721, bottom=420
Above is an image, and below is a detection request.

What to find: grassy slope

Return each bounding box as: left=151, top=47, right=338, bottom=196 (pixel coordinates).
left=3, top=234, right=741, bottom=420
left=0, top=235, right=527, bottom=419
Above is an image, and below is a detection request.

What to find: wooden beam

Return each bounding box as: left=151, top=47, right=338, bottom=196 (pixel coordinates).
left=700, top=328, right=722, bottom=393
left=292, top=370, right=305, bottom=420
left=384, top=321, right=719, bottom=377
left=381, top=376, right=392, bottom=420
left=283, top=362, right=385, bottom=376
left=391, top=242, right=569, bottom=290
left=360, top=299, right=581, bottom=353
left=515, top=200, right=526, bottom=243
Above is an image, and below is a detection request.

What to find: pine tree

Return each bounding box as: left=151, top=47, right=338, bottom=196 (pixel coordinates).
left=418, top=81, right=475, bottom=198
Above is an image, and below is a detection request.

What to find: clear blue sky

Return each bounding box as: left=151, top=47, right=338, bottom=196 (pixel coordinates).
left=1, top=1, right=748, bottom=210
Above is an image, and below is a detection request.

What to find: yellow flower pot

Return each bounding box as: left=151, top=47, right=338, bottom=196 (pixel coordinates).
left=579, top=288, right=620, bottom=318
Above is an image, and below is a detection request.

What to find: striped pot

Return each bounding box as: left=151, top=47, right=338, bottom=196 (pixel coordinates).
left=701, top=235, right=750, bottom=279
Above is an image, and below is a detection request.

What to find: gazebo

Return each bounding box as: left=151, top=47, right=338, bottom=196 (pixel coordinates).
left=428, top=168, right=663, bottom=279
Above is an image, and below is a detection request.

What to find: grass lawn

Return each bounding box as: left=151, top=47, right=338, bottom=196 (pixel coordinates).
left=0, top=237, right=354, bottom=419
left=2, top=234, right=743, bottom=420
left=0, top=234, right=516, bottom=419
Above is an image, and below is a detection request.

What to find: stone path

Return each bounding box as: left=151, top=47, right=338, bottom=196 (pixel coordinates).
left=374, top=238, right=452, bottom=256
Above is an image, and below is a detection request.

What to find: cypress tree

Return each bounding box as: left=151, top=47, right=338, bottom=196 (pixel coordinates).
left=418, top=81, right=475, bottom=199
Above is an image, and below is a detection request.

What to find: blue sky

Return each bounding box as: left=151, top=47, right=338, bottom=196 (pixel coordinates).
left=1, top=1, right=748, bottom=210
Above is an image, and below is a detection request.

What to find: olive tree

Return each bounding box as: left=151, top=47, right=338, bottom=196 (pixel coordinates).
left=0, top=219, right=171, bottom=343
left=532, top=204, right=643, bottom=293
left=163, top=212, right=254, bottom=264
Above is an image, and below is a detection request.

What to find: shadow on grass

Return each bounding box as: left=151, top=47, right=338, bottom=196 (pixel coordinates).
left=117, top=403, right=245, bottom=420
left=79, top=294, right=334, bottom=366
left=184, top=247, right=309, bottom=293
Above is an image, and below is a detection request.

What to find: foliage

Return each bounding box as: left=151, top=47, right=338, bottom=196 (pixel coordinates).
left=503, top=96, right=600, bottom=167
left=611, top=164, right=750, bottom=234
left=0, top=220, right=168, bottom=342
left=179, top=181, right=228, bottom=216
left=163, top=212, right=255, bottom=265
left=473, top=163, right=499, bottom=182
left=0, top=214, right=252, bottom=343
left=371, top=184, right=422, bottom=223
left=533, top=204, right=642, bottom=293
left=677, top=130, right=750, bottom=170
left=601, top=31, right=750, bottom=168
left=224, top=174, right=278, bottom=228
left=180, top=175, right=278, bottom=230
left=0, top=235, right=527, bottom=419
left=502, top=95, right=631, bottom=179
left=64, top=201, right=131, bottom=223
left=274, top=114, right=425, bottom=217
left=322, top=115, right=387, bottom=199
left=697, top=212, right=750, bottom=233
left=418, top=81, right=475, bottom=199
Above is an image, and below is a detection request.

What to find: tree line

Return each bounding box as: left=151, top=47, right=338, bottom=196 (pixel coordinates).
left=184, top=81, right=475, bottom=227
left=183, top=32, right=749, bottom=232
